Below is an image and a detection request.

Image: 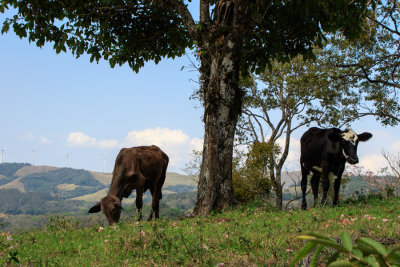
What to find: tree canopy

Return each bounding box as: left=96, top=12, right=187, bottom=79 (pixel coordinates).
left=1, top=0, right=373, bottom=74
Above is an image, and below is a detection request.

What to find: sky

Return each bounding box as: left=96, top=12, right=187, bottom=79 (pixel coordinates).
left=0, top=8, right=399, bottom=175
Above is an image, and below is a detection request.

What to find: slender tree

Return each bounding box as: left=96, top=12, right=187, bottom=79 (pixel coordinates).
left=237, top=52, right=353, bottom=209
left=1, top=0, right=374, bottom=215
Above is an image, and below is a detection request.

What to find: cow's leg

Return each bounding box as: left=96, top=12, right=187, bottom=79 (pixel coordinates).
left=320, top=167, right=330, bottom=206
left=147, top=186, right=161, bottom=221
left=332, top=176, right=341, bottom=206
left=301, top=166, right=309, bottom=210
left=147, top=187, right=155, bottom=221
left=148, top=166, right=167, bottom=220
left=135, top=187, right=144, bottom=221
left=333, top=167, right=345, bottom=206
left=310, top=172, right=320, bottom=207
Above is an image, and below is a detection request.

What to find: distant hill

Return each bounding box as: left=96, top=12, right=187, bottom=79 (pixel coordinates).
left=0, top=163, right=197, bottom=207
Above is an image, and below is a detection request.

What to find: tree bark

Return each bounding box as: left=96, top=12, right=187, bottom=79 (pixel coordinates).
left=273, top=174, right=283, bottom=209
left=193, top=0, right=246, bottom=215
left=193, top=46, right=243, bottom=215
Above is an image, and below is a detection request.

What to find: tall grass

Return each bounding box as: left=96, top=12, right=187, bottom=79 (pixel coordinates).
left=1, top=197, right=399, bottom=266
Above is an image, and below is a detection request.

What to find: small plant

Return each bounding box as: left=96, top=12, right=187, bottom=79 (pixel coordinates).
left=7, top=250, right=19, bottom=264
left=290, top=231, right=400, bottom=267
left=46, top=215, right=78, bottom=231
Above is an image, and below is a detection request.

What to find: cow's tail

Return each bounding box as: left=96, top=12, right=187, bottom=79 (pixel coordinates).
left=158, top=152, right=169, bottom=200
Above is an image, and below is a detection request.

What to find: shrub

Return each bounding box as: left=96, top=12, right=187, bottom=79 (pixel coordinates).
left=232, top=142, right=276, bottom=203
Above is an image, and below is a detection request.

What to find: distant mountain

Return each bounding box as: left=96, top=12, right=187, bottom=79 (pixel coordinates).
left=0, top=163, right=197, bottom=201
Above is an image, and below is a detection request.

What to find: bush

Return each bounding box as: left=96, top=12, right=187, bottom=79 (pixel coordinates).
left=232, top=142, right=276, bottom=203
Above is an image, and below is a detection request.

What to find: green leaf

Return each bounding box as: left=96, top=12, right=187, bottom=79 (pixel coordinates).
left=301, top=232, right=337, bottom=242
left=327, top=260, right=354, bottom=267
left=341, top=231, right=353, bottom=252
left=351, top=249, right=363, bottom=259
left=366, top=255, right=380, bottom=267
left=310, top=245, right=324, bottom=267
left=1, top=21, right=10, bottom=34
left=297, top=235, right=317, bottom=241
left=289, top=242, right=317, bottom=267
left=355, top=243, right=377, bottom=256
left=357, top=238, right=388, bottom=257
left=326, top=252, right=340, bottom=265
left=311, top=239, right=347, bottom=252
left=387, top=247, right=400, bottom=261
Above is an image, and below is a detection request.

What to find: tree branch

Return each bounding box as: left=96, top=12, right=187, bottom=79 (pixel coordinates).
left=166, top=0, right=198, bottom=39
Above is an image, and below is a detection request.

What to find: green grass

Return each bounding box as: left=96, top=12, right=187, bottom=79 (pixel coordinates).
left=1, top=198, right=400, bottom=266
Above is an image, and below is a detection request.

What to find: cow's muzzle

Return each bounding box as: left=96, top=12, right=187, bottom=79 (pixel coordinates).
left=347, top=157, right=359, bottom=164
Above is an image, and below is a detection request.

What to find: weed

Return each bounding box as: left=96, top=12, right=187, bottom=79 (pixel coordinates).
left=46, top=215, right=78, bottom=231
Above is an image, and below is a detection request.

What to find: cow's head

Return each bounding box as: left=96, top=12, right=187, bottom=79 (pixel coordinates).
left=88, top=195, right=123, bottom=225
left=329, top=129, right=372, bottom=164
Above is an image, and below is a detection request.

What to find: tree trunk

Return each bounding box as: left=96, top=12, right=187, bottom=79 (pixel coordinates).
left=193, top=52, right=243, bottom=215
left=274, top=175, right=283, bottom=209
left=192, top=0, right=246, bottom=216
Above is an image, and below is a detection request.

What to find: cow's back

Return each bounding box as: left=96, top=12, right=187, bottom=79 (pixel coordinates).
left=300, top=127, right=343, bottom=169
left=121, top=145, right=167, bottom=178
left=300, top=127, right=329, bottom=169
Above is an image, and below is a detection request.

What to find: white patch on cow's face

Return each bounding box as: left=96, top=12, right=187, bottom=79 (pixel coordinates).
left=342, top=149, right=348, bottom=158
left=341, top=129, right=358, bottom=145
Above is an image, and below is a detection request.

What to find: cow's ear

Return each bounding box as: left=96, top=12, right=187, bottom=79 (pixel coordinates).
left=358, top=132, right=372, bottom=142
left=88, top=202, right=101, bottom=213
left=114, top=200, right=123, bottom=210
left=328, top=132, right=342, bottom=142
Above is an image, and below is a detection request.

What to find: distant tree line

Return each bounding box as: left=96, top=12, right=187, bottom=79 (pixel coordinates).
left=0, top=163, right=30, bottom=177
left=0, top=188, right=84, bottom=215
left=20, top=168, right=106, bottom=198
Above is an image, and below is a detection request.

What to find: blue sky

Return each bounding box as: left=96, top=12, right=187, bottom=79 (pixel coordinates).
left=0, top=26, right=204, bottom=173
left=0, top=7, right=399, bottom=175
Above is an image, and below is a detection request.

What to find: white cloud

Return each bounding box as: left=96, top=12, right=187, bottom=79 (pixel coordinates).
left=123, top=127, right=189, bottom=148
left=190, top=138, right=203, bottom=152
left=391, top=141, right=400, bottom=152
left=270, top=136, right=301, bottom=171
left=359, top=154, right=389, bottom=173
left=98, top=140, right=119, bottom=149
left=122, top=127, right=196, bottom=169
left=39, top=136, right=52, bottom=144
left=66, top=132, right=119, bottom=148
left=20, top=132, right=35, bottom=141
left=66, top=128, right=202, bottom=171
left=67, top=132, right=97, bottom=147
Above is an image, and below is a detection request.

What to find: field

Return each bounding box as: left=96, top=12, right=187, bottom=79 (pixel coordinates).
left=1, top=197, right=399, bottom=266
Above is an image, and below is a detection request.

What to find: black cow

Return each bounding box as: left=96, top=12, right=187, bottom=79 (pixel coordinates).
left=88, top=145, right=169, bottom=225
left=300, top=127, right=372, bottom=210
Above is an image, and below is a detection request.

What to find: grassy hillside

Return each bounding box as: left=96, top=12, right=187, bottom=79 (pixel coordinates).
left=1, top=197, right=399, bottom=266
left=0, top=163, right=196, bottom=198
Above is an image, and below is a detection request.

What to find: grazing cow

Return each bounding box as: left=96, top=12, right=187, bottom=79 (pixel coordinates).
left=300, top=127, right=372, bottom=210
left=88, top=145, right=169, bottom=225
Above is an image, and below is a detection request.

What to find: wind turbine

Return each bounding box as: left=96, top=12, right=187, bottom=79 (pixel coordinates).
left=32, top=146, right=39, bottom=166
left=66, top=152, right=71, bottom=168
left=98, top=154, right=107, bottom=173
left=0, top=146, right=7, bottom=163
